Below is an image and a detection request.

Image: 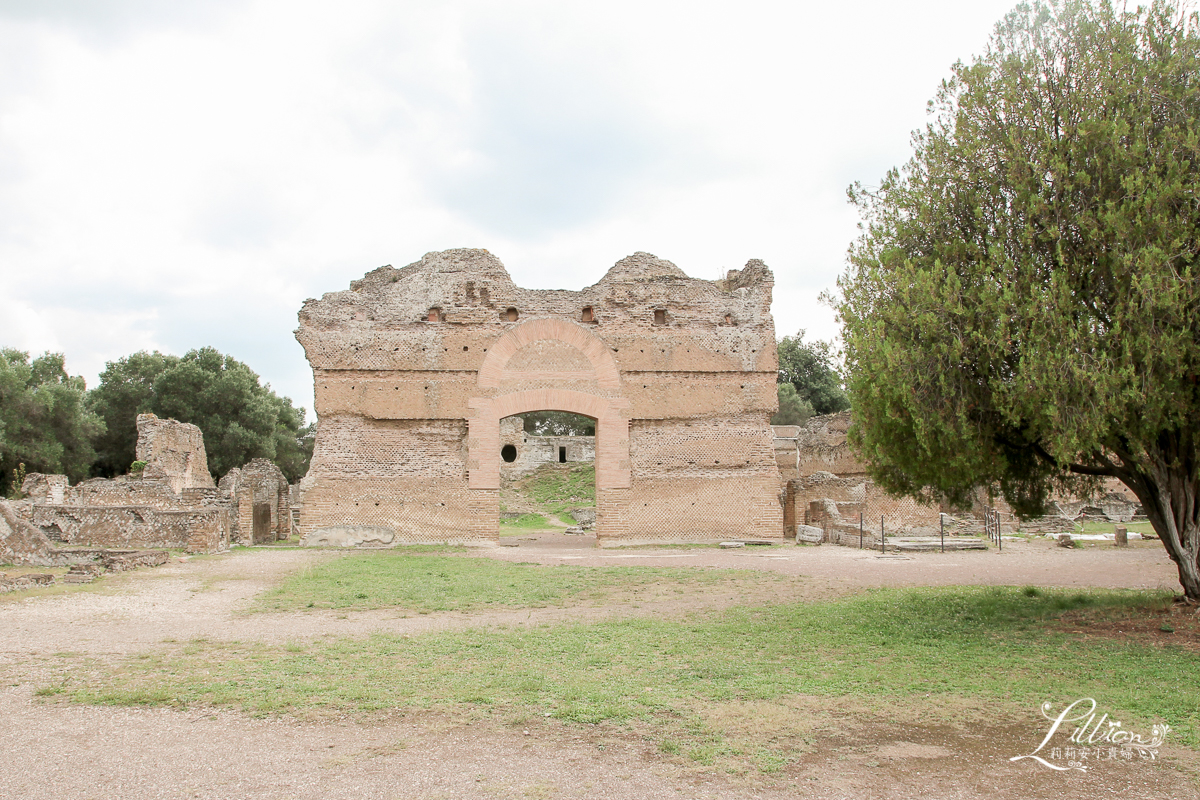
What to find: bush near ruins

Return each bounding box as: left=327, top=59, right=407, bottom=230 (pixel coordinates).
left=0, top=349, right=103, bottom=495
left=773, top=331, right=848, bottom=425
left=837, top=1, right=1200, bottom=599
left=88, top=347, right=314, bottom=483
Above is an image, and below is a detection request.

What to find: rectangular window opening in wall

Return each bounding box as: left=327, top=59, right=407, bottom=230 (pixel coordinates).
left=654, top=309, right=666, bottom=325
left=559, top=446, right=566, bottom=463
left=581, top=306, right=594, bottom=323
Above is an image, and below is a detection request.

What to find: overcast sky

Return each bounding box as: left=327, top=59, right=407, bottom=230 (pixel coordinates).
left=0, top=0, right=1018, bottom=418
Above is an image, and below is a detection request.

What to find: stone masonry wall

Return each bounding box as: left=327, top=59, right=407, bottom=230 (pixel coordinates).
left=135, top=414, right=216, bottom=494
left=296, top=249, right=783, bottom=545
left=29, top=505, right=229, bottom=553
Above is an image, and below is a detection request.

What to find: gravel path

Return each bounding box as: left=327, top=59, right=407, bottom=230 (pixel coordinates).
left=0, top=536, right=1194, bottom=800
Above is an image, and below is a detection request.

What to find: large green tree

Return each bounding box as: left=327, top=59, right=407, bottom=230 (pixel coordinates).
left=776, top=331, right=850, bottom=417
left=88, top=350, right=180, bottom=478
left=837, top=1, right=1200, bottom=599
left=0, top=350, right=104, bottom=495
left=88, top=347, right=314, bottom=482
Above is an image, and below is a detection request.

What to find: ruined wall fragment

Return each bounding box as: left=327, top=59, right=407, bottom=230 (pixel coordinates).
left=136, top=413, right=216, bottom=494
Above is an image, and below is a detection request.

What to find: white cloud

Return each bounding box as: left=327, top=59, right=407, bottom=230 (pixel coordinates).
left=0, top=0, right=1019, bottom=417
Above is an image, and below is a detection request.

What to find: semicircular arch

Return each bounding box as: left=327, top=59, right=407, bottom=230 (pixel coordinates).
left=477, top=318, right=620, bottom=389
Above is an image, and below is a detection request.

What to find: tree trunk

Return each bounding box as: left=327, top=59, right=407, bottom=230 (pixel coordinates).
left=1122, top=453, right=1200, bottom=603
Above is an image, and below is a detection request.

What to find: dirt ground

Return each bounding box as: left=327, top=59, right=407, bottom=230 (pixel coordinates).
left=0, top=535, right=1196, bottom=800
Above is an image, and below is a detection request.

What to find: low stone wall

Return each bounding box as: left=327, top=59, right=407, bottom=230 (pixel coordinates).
left=30, top=505, right=229, bottom=554
left=0, top=500, right=56, bottom=566
left=0, top=573, right=55, bottom=592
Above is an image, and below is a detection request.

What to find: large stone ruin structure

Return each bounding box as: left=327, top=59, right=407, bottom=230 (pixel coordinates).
left=295, top=248, right=783, bottom=545
left=13, top=414, right=292, bottom=553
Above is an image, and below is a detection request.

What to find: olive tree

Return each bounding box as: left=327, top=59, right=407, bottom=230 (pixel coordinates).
left=837, top=1, right=1200, bottom=599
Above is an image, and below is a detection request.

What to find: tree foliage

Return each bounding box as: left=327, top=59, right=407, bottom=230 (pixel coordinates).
left=0, top=350, right=103, bottom=495
left=88, top=350, right=179, bottom=479
left=519, top=411, right=595, bottom=436
left=88, top=347, right=314, bottom=482
left=837, top=1, right=1200, bottom=598
left=776, top=331, right=850, bottom=416
left=771, top=382, right=815, bottom=426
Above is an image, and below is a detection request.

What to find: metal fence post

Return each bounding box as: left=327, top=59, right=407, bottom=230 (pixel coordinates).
left=940, top=513, right=944, bottom=553
left=859, top=512, right=863, bottom=549
left=880, top=515, right=885, bottom=554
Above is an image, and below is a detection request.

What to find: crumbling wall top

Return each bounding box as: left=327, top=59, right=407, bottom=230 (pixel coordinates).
left=135, top=414, right=215, bottom=494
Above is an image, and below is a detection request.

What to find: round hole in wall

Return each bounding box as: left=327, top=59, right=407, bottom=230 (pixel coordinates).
left=463, top=346, right=468, bottom=351
left=501, top=444, right=517, bottom=463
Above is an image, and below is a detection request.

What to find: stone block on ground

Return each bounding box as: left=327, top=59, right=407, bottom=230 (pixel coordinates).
left=794, top=524, right=824, bottom=544
left=300, top=526, right=396, bottom=547
left=568, top=508, right=596, bottom=528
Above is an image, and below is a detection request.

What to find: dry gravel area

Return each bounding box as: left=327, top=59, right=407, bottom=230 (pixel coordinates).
left=0, top=535, right=1197, bottom=800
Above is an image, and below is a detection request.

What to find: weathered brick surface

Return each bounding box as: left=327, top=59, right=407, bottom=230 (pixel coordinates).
left=296, top=249, right=783, bottom=544
left=135, top=414, right=215, bottom=493
left=220, top=459, right=290, bottom=545
left=0, top=500, right=57, bottom=566
left=30, top=505, right=229, bottom=554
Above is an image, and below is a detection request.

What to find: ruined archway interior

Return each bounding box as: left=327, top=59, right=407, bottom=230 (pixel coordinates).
left=498, top=412, right=598, bottom=536
left=295, top=248, right=783, bottom=546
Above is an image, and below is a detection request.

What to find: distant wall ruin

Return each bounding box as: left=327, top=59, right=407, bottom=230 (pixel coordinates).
left=498, top=416, right=596, bottom=480
left=296, top=249, right=783, bottom=545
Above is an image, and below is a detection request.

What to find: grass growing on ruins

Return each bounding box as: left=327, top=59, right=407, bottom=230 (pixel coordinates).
left=498, top=512, right=553, bottom=531
left=513, top=463, right=595, bottom=516
left=44, top=585, right=1198, bottom=769
left=249, top=552, right=771, bottom=613
left=1076, top=520, right=1158, bottom=537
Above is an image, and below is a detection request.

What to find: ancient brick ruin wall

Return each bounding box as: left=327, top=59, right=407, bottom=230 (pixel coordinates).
left=787, top=412, right=863, bottom=478
left=498, top=416, right=596, bottom=480
left=30, top=505, right=229, bottom=553
left=135, top=414, right=215, bottom=494
left=221, top=458, right=290, bottom=545
left=13, top=414, right=242, bottom=555
left=296, top=248, right=783, bottom=544
left=779, top=412, right=1143, bottom=539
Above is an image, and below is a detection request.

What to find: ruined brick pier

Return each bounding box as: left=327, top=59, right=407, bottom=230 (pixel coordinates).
left=295, top=249, right=783, bottom=545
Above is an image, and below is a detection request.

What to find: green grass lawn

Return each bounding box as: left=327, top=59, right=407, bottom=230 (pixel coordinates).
left=498, top=513, right=555, bottom=532
left=39, top=584, right=1198, bottom=770
left=249, top=551, right=772, bottom=613
left=521, top=463, right=594, bottom=515
left=1076, top=520, right=1158, bottom=536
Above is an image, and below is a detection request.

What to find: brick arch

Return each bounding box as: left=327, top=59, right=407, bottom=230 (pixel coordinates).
left=477, top=318, right=620, bottom=389
left=468, top=388, right=630, bottom=492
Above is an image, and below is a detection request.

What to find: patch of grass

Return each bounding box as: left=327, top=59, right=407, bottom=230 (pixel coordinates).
left=511, top=463, right=595, bottom=517
left=250, top=552, right=766, bottom=613
left=1076, top=520, right=1158, bottom=536
left=46, top=585, right=1197, bottom=768
left=499, top=513, right=553, bottom=530
left=504, top=462, right=597, bottom=520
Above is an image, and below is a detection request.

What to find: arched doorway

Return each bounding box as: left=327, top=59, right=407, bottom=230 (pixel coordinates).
left=498, top=411, right=597, bottom=536
left=467, top=388, right=629, bottom=542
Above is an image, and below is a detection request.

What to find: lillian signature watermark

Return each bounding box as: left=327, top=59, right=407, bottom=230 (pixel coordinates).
left=1011, top=698, right=1169, bottom=772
